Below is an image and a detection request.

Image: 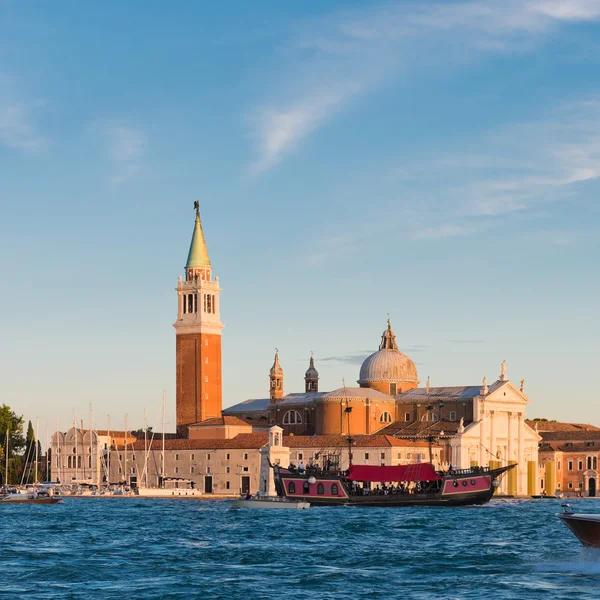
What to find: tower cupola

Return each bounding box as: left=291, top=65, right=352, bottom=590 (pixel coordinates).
left=269, top=350, right=284, bottom=401
left=304, top=353, right=319, bottom=393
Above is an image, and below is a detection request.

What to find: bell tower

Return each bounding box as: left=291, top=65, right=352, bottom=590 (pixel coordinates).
left=174, top=202, right=224, bottom=435
left=269, top=351, right=284, bottom=402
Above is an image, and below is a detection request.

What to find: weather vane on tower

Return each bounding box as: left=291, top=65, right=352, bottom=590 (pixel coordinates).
left=194, top=200, right=200, bottom=218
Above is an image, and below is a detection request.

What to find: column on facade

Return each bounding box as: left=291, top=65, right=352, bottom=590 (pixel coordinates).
left=517, top=414, right=524, bottom=495
left=490, top=411, right=496, bottom=464
left=479, top=406, right=486, bottom=466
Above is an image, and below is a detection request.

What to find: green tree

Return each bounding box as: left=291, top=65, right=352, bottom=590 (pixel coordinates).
left=0, top=405, right=25, bottom=485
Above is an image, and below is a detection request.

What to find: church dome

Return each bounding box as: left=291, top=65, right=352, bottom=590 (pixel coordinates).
left=305, top=355, right=318, bottom=379
left=358, top=320, right=419, bottom=387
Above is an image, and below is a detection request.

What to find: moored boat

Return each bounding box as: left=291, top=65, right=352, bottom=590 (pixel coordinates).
left=273, top=462, right=514, bottom=507
left=557, top=504, right=600, bottom=548
left=0, top=490, right=61, bottom=504
left=229, top=496, right=310, bottom=510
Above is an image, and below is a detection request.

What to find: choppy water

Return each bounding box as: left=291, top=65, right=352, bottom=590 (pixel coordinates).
left=2, top=498, right=600, bottom=599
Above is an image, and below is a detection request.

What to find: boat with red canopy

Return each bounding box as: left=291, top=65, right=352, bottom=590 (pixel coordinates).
left=273, top=462, right=514, bottom=507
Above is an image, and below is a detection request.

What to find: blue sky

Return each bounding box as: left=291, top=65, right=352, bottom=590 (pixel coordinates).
left=1, top=1, right=599, bottom=435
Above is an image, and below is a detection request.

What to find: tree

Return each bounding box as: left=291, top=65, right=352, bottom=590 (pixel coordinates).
left=0, top=405, right=25, bottom=455
left=0, top=405, right=25, bottom=485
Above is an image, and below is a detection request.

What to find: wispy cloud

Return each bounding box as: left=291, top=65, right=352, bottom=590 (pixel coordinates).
left=319, top=351, right=372, bottom=365
left=247, top=0, right=600, bottom=172
left=0, top=76, right=46, bottom=152
left=100, top=123, right=146, bottom=183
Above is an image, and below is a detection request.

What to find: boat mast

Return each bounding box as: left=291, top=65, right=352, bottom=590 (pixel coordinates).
left=161, top=391, right=166, bottom=488
left=74, top=409, right=78, bottom=482
left=143, top=409, right=148, bottom=488
left=45, top=423, right=49, bottom=483
left=124, top=414, right=129, bottom=487
left=34, top=417, right=39, bottom=485
left=107, top=414, right=111, bottom=486
left=5, top=428, right=9, bottom=487
left=89, top=403, right=94, bottom=486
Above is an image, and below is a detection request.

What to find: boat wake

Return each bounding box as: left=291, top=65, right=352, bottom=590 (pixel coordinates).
left=536, top=549, right=600, bottom=578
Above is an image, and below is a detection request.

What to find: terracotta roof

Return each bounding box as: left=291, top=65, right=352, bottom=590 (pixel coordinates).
left=538, top=430, right=600, bottom=442
left=188, top=416, right=251, bottom=428
left=526, top=420, right=600, bottom=432
left=115, top=433, right=434, bottom=451
left=540, top=442, right=599, bottom=453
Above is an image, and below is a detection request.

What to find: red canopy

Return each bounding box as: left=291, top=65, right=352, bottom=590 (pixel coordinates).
left=347, top=463, right=441, bottom=482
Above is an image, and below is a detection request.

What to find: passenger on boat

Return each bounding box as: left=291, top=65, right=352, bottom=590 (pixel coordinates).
left=245, top=493, right=252, bottom=500
left=288, top=463, right=297, bottom=471
left=298, top=461, right=305, bottom=473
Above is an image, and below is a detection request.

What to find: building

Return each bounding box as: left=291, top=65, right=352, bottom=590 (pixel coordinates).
left=174, top=201, right=224, bottom=435
left=533, top=421, right=600, bottom=497
left=50, top=205, right=541, bottom=497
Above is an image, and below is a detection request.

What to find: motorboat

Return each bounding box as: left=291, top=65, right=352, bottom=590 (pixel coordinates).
left=557, top=504, right=600, bottom=548
left=229, top=496, right=310, bottom=510
left=0, top=489, right=61, bottom=504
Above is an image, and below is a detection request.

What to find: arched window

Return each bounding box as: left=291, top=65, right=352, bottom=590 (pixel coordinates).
left=449, top=411, right=457, bottom=421
left=379, top=411, right=392, bottom=423
left=283, top=410, right=303, bottom=425
left=317, top=483, right=324, bottom=495
left=594, top=457, right=598, bottom=470
left=331, top=483, right=339, bottom=496
left=68, top=456, right=72, bottom=468
left=288, top=482, right=296, bottom=494
left=77, top=456, right=82, bottom=468
left=588, top=457, right=592, bottom=470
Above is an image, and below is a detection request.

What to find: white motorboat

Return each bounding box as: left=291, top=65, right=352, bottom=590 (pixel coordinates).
left=229, top=496, right=310, bottom=510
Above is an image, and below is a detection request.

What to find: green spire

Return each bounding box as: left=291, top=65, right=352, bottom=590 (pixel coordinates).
left=186, top=202, right=211, bottom=268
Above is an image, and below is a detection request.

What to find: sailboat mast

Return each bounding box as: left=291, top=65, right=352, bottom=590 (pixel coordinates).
left=34, top=417, right=39, bottom=485
left=124, top=414, right=129, bottom=487
left=144, top=409, right=148, bottom=488
left=5, top=429, right=8, bottom=487
left=74, top=410, right=78, bottom=482
left=107, top=414, right=111, bottom=486
left=161, top=391, right=166, bottom=488
left=45, top=423, right=49, bottom=483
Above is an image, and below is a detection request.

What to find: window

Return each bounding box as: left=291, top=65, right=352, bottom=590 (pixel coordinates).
left=205, top=376, right=208, bottom=382
left=205, top=357, right=208, bottom=364
left=379, top=412, right=392, bottom=423
left=579, top=482, right=584, bottom=488
left=588, top=457, right=592, bottom=469
left=380, top=452, right=385, bottom=460
left=407, top=453, right=412, bottom=459
left=132, top=454, right=136, bottom=461
left=586, top=441, right=595, bottom=447
left=207, top=454, right=211, bottom=461
left=568, top=482, right=573, bottom=489
left=226, top=481, right=230, bottom=490
left=317, top=483, right=324, bottom=495
left=298, top=453, right=303, bottom=460
left=119, top=454, right=122, bottom=461
left=579, top=460, right=583, bottom=471
left=397, top=452, right=402, bottom=459
left=283, top=411, right=303, bottom=425
left=244, top=453, right=248, bottom=460
left=226, top=453, right=231, bottom=460
left=205, top=339, right=208, bottom=346
left=405, top=412, right=411, bottom=422
left=118, top=467, right=122, bottom=474
left=568, top=460, right=573, bottom=471
left=191, top=454, right=195, bottom=461
left=416, top=453, right=422, bottom=463
left=365, top=453, right=370, bottom=460
left=303, top=481, right=310, bottom=493
left=206, top=466, right=211, bottom=474
left=88, top=457, right=91, bottom=468
left=190, top=466, right=195, bottom=474
left=289, top=482, right=296, bottom=494
left=243, top=466, right=249, bottom=472
left=558, top=461, right=561, bottom=470
left=276, top=380, right=281, bottom=389
left=175, top=454, right=179, bottom=461
left=131, top=467, right=136, bottom=474
left=226, top=467, right=230, bottom=474
left=175, top=467, right=179, bottom=474
left=595, top=457, right=598, bottom=470
left=449, top=411, right=457, bottom=422
left=390, top=383, right=397, bottom=395
left=331, top=484, right=339, bottom=495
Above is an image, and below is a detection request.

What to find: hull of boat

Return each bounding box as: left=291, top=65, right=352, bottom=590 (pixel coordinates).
left=230, top=498, right=310, bottom=510
left=0, top=495, right=61, bottom=504
left=558, top=513, right=600, bottom=548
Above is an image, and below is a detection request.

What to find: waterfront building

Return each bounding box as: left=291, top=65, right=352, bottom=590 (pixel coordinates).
left=533, top=421, right=600, bottom=496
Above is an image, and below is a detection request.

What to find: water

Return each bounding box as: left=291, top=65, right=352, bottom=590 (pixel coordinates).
left=1, top=498, right=600, bottom=599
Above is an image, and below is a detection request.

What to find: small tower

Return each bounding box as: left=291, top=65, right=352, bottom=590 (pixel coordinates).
left=174, top=202, right=224, bottom=435
left=269, top=350, right=284, bottom=401
left=304, top=353, right=319, bottom=393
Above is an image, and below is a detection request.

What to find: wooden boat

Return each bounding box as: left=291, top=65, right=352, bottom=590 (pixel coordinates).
left=229, top=496, right=310, bottom=510
left=557, top=504, right=600, bottom=548
left=273, top=463, right=515, bottom=507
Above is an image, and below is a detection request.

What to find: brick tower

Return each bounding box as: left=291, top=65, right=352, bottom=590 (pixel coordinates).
left=174, top=202, right=224, bottom=435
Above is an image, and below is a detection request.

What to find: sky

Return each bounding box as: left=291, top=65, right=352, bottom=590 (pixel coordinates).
left=1, top=0, right=599, bottom=437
